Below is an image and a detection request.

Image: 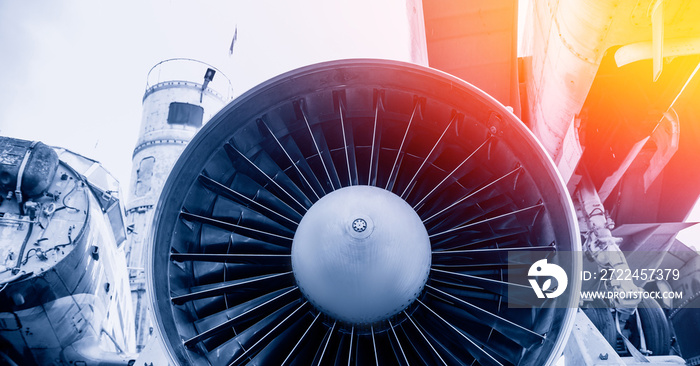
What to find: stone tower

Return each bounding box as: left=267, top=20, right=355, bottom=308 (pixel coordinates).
left=124, top=59, right=231, bottom=351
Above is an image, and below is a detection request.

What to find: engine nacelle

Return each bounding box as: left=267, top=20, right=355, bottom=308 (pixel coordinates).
left=149, top=60, right=581, bottom=365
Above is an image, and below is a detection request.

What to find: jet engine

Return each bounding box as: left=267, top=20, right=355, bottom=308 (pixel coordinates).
left=148, top=60, right=581, bottom=365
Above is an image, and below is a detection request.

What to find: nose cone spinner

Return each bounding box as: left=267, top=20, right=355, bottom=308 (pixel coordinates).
left=292, top=186, right=431, bottom=325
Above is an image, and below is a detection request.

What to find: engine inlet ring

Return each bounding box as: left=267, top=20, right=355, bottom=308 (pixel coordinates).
left=148, top=59, right=581, bottom=366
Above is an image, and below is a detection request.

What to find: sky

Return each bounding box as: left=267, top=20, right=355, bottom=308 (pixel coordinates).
left=0, top=0, right=416, bottom=188
left=0, top=1, right=697, bottom=245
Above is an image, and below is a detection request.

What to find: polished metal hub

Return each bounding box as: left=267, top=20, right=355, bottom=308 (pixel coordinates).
left=291, top=186, right=431, bottom=324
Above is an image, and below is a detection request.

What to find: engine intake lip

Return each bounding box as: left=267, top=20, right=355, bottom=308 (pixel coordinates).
left=149, top=59, right=581, bottom=366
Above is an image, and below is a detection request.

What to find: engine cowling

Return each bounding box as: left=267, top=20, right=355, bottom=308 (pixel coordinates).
left=148, top=59, right=581, bottom=365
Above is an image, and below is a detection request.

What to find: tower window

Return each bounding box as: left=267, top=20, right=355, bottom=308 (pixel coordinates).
left=167, top=102, right=204, bottom=128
